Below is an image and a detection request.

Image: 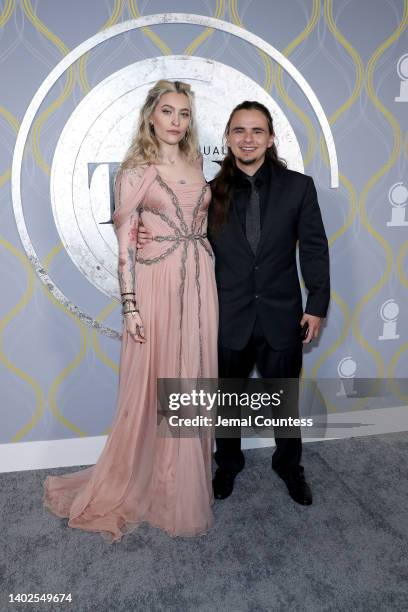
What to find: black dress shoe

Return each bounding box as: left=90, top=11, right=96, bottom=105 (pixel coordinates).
left=274, top=466, right=313, bottom=505
left=212, top=468, right=238, bottom=500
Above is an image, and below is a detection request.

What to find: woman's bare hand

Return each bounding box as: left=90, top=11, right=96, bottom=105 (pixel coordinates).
left=124, top=310, right=146, bottom=343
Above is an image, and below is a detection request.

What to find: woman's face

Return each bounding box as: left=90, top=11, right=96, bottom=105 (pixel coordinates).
left=150, top=92, right=191, bottom=146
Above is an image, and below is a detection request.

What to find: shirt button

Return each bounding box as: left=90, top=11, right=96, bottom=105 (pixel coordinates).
left=255, top=294, right=259, bottom=299
left=254, top=265, right=259, bottom=271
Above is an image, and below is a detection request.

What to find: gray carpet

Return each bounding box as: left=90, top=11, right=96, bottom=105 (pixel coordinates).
left=1, top=432, right=408, bottom=612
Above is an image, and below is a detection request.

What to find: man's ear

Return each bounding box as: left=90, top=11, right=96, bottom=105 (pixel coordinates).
left=267, top=134, right=274, bottom=148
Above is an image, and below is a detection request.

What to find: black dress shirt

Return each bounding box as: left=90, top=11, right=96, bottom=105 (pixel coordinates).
left=231, top=160, right=272, bottom=234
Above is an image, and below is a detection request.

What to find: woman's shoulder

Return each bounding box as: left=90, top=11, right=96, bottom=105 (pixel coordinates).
left=117, top=162, right=154, bottom=179
left=113, top=164, right=156, bottom=226
left=115, top=163, right=157, bottom=189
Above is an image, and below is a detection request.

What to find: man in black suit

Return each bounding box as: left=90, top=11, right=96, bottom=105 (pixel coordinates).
left=208, top=101, right=330, bottom=505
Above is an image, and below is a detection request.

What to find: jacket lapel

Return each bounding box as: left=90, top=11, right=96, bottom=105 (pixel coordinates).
left=256, top=163, right=286, bottom=256
left=231, top=194, right=254, bottom=257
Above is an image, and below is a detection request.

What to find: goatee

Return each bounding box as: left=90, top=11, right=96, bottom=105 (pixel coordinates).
left=237, top=157, right=258, bottom=166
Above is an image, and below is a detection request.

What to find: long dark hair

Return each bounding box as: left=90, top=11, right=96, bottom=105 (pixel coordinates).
left=210, top=101, right=286, bottom=236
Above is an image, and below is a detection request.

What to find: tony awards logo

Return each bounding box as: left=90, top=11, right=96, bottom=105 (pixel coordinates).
left=378, top=299, right=400, bottom=341
left=337, top=357, right=357, bottom=397
left=51, top=56, right=304, bottom=302
left=12, top=14, right=338, bottom=338
left=386, top=182, right=408, bottom=227
left=395, top=53, right=408, bottom=102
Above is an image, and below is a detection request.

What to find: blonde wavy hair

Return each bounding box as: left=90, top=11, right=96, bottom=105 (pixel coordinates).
left=120, top=80, right=200, bottom=170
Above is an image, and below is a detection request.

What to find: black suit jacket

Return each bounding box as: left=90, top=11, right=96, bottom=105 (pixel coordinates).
left=208, top=162, right=330, bottom=351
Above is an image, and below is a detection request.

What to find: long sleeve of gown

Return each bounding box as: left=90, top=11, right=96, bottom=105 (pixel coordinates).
left=113, top=168, right=145, bottom=302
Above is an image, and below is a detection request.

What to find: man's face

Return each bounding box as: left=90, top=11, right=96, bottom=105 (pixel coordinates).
left=226, top=109, right=274, bottom=171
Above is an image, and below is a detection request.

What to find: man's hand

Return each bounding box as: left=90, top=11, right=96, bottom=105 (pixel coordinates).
left=137, top=222, right=153, bottom=249
left=300, top=313, right=323, bottom=344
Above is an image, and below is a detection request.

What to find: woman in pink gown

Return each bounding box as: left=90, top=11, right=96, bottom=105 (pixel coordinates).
left=43, top=80, right=218, bottom=543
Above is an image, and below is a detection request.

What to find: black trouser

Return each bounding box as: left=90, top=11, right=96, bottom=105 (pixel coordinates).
left=215, top=318, right=303, bottom=475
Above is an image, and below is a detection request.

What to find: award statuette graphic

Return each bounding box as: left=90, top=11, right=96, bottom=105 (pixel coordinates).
left=12, top=13, right=339, bottom=339
left=378, top=299, right=400, bottom=341
left=395, top=53, right=408, bottom=102
left=386, top=182, right=408, bottom=227
left=337, top=357, right=357, bottom=397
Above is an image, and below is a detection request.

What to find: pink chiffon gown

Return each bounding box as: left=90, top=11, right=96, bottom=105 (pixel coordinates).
left=43, top=164, right=218, bottom=543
